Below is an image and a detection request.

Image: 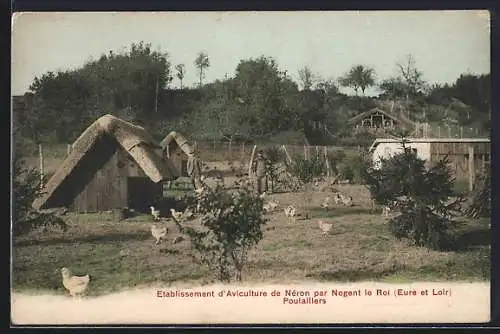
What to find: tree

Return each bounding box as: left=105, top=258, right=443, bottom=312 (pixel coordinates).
left=175, top=64, right=186, bottom=89
left=339, top=65, right=376, bottom=96
left=396, top=54, right=427, bottom=101
left=298, top=66, right=315, bottom=90
left=378, top=77, right=408, bottom=100
left=174, top=182, right=268, bottom=282
left=194, top=52, right=210, bottom=87
left=362, top=137, right=465, bottom=250
left=12, top=127, right=67, bottom=236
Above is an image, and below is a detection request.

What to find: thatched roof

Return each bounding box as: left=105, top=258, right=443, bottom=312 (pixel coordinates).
left=33, top=114, right=180, bottom=210
left=160, top=131, right=195, bottom=158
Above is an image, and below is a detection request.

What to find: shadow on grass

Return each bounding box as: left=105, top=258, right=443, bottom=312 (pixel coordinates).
left=308, top=206, right=374, bottom=219
left=444, top=227, right=491, bottom=252
left=309, top=265, right=405, bottom=282
left=14, top=232, right=152, bottom=247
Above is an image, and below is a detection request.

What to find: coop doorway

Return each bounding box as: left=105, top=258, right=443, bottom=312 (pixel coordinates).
left=127, top=177, right=163, bottom=213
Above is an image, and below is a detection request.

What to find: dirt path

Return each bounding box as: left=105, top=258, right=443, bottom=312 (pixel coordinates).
left=11, top=282, right=490, bottom=325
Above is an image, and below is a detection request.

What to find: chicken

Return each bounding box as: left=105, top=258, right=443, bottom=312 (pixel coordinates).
left=183, top=208, right=194, bottom=220
left=332, top=192, right=342, bottom=205
left=318, top=220, right=333, bottom=235
left=151, top=223, right=168, bottom=245
left=340, top=194, right=353, bottom=207
left=263, top=200, right=279, bottom=213
left=320, top=197, right=331, bottom=210
left=150, top=206, right=161, bottom=220
left=259, top=192, right=267, bottom=199
left=170, top=208, right=183, bottom=221
left=60, top=267, right=90, bottom=298
left=284, top=205, right=297, bottom=221
left=382, top=206, right=391, bottom=217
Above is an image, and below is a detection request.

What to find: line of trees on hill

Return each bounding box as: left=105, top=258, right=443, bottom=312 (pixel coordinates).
left=15, top=41, right=491, bottom=147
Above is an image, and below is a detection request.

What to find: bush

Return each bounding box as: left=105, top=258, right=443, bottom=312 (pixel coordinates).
left=263, top=146, right=287, bottom=193
left=174, top=181, right=268, bottom=283
left=287, top=155, right=325, bottom=184
left=12, top=145, right=67, bottom=237
left=362, top=139, right=464, bottom=250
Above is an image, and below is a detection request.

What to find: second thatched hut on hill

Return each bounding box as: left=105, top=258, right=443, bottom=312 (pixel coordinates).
left=32, top=114, right=180, bottom=213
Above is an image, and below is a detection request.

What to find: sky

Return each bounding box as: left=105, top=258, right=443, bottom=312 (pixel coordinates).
left=11, top=10, right=491, bottom=96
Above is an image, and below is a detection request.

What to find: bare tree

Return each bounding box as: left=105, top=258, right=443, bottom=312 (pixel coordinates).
left=396, top=54, right=426, bottom=101
left=175, top=64, right=186, bottom=89
left=194, top=52, right=210, bottom=87
left=298, top=66, right=315, bottom=90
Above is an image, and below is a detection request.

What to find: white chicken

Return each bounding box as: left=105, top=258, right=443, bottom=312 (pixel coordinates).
left=151, top=223, right=168, bottom=245
left=150, top=206, right=161, bottom=220
left=259, top=192, right=267, bottom=199
left=318, top=220, right=333, bottom=235
left=340, top=194, right=353, bottom=207
left=382, top=206, right=391, bottom=217
left=284, top=205, right=297, bottom=221
left=170, top=208, right=183, bottom=221
left=263, top=200, right=279, bottom=213
left=332, top=192, right=342, bottom=205
left=60, top=267, right=91, bottom=298
left=320, top=197, right=331, bottom=210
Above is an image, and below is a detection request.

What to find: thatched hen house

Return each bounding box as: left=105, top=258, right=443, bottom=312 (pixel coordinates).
left=32, top=114, right=180, bottom=213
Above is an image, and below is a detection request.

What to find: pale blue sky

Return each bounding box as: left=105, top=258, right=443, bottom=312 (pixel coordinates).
left=11, top=10, right=490, bottom=96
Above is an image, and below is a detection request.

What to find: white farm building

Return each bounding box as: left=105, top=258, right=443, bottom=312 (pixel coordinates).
left=368, top=137, right=491, bottom=190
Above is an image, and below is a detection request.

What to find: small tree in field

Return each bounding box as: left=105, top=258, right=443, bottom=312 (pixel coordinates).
left=362, top=138, right=465, bottom=250
left=12, top=133, right=67, bottom=237
left=175, top=182, right=268, bottom=283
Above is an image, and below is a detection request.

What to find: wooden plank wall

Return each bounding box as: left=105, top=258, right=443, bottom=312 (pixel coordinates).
left=72, top=142, right=128, bottom=212
left=429, top=142, right=490, bottom=181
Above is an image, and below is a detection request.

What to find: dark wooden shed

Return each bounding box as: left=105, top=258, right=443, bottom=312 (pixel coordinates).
left=32, top=114, right=180, bottom=213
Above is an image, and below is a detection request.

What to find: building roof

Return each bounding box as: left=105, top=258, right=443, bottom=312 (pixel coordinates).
left=347, top=107, right=416, bottom=128
left=33, top=114, right=180, bottom=210
left=369, top=137, right=491, bottom=152
left=160, top=131, right=195, bottom=157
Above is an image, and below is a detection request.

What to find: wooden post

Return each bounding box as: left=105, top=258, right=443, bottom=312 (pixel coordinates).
left=324, top=146, right=331, bottom=177
left=248, top=145, right=257, bottom=176
left=282, top=145, right=293, bottom=165
left=468, top=145, right=475, bottom=192
left=315, top=145, right=319, bottom=159
left=66, top=144, right=71, bottom=156
left=460, top=127, right=463, bottom=139
left=39, top=144, right=44, bottom=189
left=448, top=127, right=451, bottom=138
left=304, top=145, right=307, bottom=160
left=438, top=126, right=441, bottom=138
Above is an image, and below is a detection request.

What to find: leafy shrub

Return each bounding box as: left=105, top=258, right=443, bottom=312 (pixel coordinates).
left=12, top=147, right=67, bottom=237
left=362, top=139, right=464, bottom=250
left=175, top=180, right=268, bottom=283
left=287, top=155, right=325, bottom=184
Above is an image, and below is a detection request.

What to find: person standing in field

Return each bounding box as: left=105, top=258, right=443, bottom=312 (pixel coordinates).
left=187, top=147, right=203, bottom=190
left=252, top=149, right=268, bottom=194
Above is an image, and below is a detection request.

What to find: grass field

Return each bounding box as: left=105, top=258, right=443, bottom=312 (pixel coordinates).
left=12, top=185, right=491, bottom=297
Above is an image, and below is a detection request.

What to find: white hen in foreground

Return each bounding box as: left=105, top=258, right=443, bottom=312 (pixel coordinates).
left=151, top=223, right=168, bottom=245
left=170, top=208, right=183, bottom=221
left=60, top=267, right=91, bottom=298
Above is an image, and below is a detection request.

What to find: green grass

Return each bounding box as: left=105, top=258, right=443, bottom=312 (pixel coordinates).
left=12, top=188, right=491, bottom=296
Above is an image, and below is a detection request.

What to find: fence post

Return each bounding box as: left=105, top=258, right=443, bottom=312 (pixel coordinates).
left=460, top=127, right=463, bottom=139
left=468, top=145, right=475, bottom=192
left=438, top=126, right=441, bottom=138
left=315, top=145, right=319, bottom=159
left=67, top=143, right=71, bottom=156
left=324, top=146, right=331, bottom=177
left=304, top=145, right=307, bottom=160
left=248, top=145, right=257, bottom=176
left=39, top=144, right=44, bottom=189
